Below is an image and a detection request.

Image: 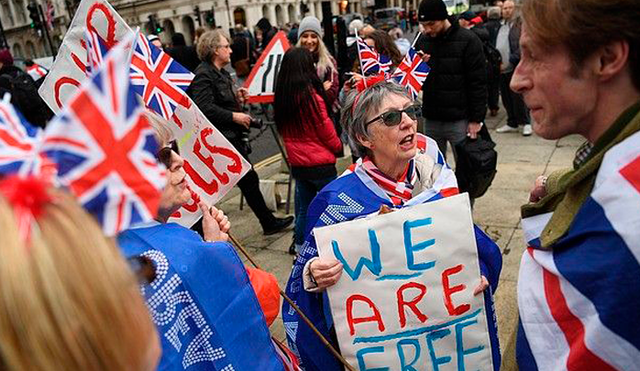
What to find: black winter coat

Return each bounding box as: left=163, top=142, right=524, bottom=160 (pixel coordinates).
left=415, top=21, right=487, bottom=123
left=187, top=62, right=242, bottom=138
left=166, top=45, right=200, bottom=73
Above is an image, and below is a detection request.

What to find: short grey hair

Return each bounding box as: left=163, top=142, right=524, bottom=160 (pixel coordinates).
left=341, top=81, right=412, bottom=158
left=487, top=6, right=501, bottom=20
left=196, top=30, right=228, bottom=62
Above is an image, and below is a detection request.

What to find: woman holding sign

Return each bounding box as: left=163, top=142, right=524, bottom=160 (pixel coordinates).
left=283, top=80, right=502, bottom=371
left=274, top=47, right=343, bottom=255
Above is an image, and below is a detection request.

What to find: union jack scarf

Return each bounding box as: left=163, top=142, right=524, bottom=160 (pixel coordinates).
left=360, top=156, right=417, bottom=205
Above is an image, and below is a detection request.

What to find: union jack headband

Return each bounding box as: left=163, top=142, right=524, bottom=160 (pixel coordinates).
left=351, top=72, right=387, bottom=115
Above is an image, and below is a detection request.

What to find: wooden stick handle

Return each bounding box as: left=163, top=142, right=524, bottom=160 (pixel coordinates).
left=228, top=233, right=356, bottom=371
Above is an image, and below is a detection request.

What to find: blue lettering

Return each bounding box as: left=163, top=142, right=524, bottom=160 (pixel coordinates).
left=397, top=339, right=421, bottom=371
left=356, top=346, right=390, bottom=371
left=332, top=228, right=382, bottom=280
left=455, top=320, right=485, bottom=371
left=427, top=329, right=452, bottom=370
left=403, top=218, right=436, bottom=271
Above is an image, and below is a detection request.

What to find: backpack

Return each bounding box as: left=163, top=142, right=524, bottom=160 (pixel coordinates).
left=483, top=42, right=502, bottom=77
left=454, top=125, right=498, bottom=199
left=2, top=70, right=53, bottom=128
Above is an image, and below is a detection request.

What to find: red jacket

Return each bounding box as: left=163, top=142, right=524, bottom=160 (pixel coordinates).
left=281, top=91, right=342, bottom=168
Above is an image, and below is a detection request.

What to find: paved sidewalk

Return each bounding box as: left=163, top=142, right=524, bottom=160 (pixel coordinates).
left=216, top=108, right=583, bottom=368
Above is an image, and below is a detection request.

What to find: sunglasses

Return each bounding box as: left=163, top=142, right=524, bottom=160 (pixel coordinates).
left=364, top=104, right=421, bottom=127
left=156, top=140, right=179, bottom=168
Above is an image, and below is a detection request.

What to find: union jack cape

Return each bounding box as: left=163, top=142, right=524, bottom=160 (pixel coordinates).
left=518, top=126, right=640, bottom=370
left=391, top=47, right=430, bottom=100
left=283, top=133, right=502, bottom=371
left=41, top=32, right=166, bottom=236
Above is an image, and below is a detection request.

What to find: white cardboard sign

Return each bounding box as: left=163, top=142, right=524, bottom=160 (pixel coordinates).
left=315, top=193, right=493, bottom=371
left=167, top=104, right=251, bottom=227
left=39, top=0, right=132, bottom=112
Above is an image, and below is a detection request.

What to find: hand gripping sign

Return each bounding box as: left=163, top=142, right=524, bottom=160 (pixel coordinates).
left=167, top=104, right=251, bottom=227
left=39, top=0, right=132, bottom=112
left=243, top=31, right=290, bottom=104
left=316, top=194, right=494, bottom=371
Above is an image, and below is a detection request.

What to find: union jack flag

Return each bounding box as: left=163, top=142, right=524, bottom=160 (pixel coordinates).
left=130, top=33, right=194, bottom=120
left=84, top=29, right=110, bottom=77
left=391, top=47, right=430, bottom=100
left=41, top=32, right=166, bottom=236
left=357, top=37, right=383, bottom=75
left=0, top=97, right=55, bottom=179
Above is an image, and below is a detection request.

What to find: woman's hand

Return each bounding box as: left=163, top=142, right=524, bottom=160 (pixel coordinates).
left=323, top=80, right=333, bottom=91
left=310, top=258, right=343, bottom=289
left=473, top=275, right=490, bottom=295
left=200, top=202, right=230, bottom=242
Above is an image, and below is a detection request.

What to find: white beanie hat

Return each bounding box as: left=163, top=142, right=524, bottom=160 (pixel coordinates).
left=298, top=16, right=322, bottom=38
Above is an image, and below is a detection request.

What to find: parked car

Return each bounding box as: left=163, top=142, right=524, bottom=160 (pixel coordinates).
left=374, top=7, right=403, bottom=31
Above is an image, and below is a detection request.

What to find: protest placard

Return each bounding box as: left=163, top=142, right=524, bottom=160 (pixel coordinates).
left=39, top=0, right=132, bottom=113
left=167, top=104, right=251, bottom=227
left=315, top=193, right=493, bottom=371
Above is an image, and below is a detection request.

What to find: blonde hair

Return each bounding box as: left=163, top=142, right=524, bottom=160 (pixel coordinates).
left=145, top=110, right=174, bottom=145
left=296, top=34, right=336, bottom=77
left=0, top=186, right=158, bottom=370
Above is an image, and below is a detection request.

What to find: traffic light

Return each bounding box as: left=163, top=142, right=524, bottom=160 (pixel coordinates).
left=27, top=2, right=42, bottom=30
left=148, top=14, right=164, bottom=35
left=194, top=6, right=201, bottom=26
left=205, top=10, right=214, bottom=27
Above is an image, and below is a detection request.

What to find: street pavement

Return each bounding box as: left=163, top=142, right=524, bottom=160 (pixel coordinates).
left=216, top=106, right=583, bottom=369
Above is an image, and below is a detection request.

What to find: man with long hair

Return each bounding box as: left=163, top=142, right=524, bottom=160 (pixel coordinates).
left=511, top=0, right=640, bottom=368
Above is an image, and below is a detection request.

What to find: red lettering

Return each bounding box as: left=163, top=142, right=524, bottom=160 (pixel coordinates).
left=54, top=77, right=81, bottom=108
left=182, top=185, right=201, bottom=213
left=442, top=264, right=470, bottom=316
left=346, top=294, right=385, bottom=336
left=200, top=128, right=243, bottom=178
left=183, top=157, right=219, bottom=195
left=396, top=282, right=428, bottom=328
left=86, top=3, right=117, bottom=47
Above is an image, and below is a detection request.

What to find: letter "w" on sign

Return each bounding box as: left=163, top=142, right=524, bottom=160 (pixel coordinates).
left=333, top=229, right=383, bottom=280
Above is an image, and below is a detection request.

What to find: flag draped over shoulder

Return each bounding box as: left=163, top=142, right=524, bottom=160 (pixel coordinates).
left=391, top=47, right=430, bottom=100
left=40, top=32, right=166, bottom=236
left=118, top=223, right=287, bottom=371
left=518, top=130, right=640, bottom=370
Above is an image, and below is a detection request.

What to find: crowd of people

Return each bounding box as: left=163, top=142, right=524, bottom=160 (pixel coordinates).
left=0, top=0, right=639, bottom=369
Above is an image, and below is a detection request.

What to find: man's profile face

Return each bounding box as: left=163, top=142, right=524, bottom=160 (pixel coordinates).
left=510, top=26, right=599, bottom=140
left=502, top=1, right=515, bottom=20
left=214, top=35, right=232, bottom=65
left=421, top=20, right=446, bottom=37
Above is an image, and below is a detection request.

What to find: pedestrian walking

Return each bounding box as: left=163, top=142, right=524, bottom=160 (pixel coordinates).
left=415, top=0, right=487, bottom=192
left=484, top=6, right=502, bottom=116
left=511, top=0, right=640, bottom=368
left=494, top=0, right=532, bottom=136
left=274, top=47, right=343, bottom=255
left=188, top=30, right=293, bottom=235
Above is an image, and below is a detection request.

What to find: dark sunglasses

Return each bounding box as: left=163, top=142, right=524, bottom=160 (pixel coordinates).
left=156, top=140, right=179, bottom=168
left=364, top=104, right=422, bottom=127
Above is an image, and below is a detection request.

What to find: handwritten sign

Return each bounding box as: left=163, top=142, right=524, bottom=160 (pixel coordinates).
left=39, top=0, right=132, bottom=112
left=243, top=31, right=290, bottom=104
left=315, top=194, right=493, bottom=371
left=167, top=104, right=251, bottom=227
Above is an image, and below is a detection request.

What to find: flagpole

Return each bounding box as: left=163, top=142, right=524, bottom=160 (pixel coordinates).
left=355, top=29, right=367, bottom=88
left=228, top=233, right=357, bottom=371
left=411, top=31, right=421, bottom=48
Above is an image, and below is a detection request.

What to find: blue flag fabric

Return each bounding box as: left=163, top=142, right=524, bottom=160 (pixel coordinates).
left=118, top=223, right=285, bottom=371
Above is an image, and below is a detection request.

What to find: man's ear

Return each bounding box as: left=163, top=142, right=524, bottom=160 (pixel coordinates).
left=598, top=40, right=630, bottom=82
